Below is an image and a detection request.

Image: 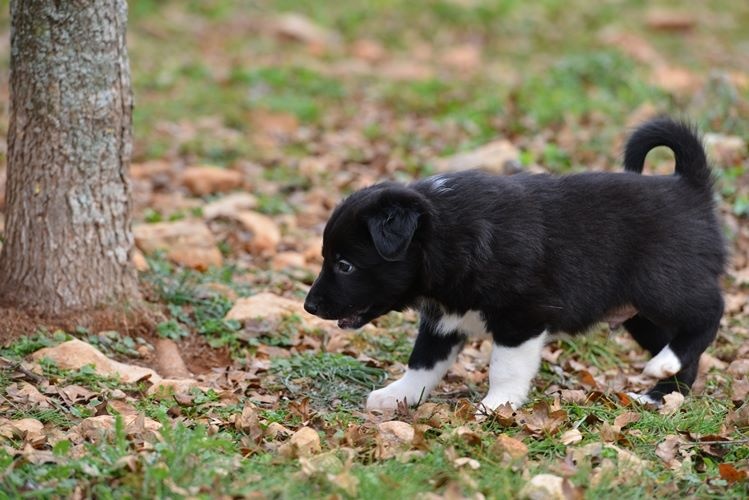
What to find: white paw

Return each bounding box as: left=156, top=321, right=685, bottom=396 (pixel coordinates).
left=477, top=392, right=526, bottom=413
left=627, top=391, right=662, bottom=407
left=643, top=346, right=682, bottom=379
left=366, top=381, right=427, bottom=410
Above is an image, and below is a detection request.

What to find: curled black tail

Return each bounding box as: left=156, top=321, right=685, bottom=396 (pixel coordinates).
left=624, top=118, right=712, bottom=189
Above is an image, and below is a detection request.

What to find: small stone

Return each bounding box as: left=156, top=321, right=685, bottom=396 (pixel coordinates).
left=377, top=421, right=415, bottom=444
left=31, top=339, right=161, bottom=384
left=234, top=211, right=281, bottom=256
left=274, top=13, right=339, bottom=48
left=133, top=220, right=223, bottom=271
left=441, top=44, right=482, bottom=72
left=271, top=251, right=307, bottom=271
left=437, top=139, right=520, bottom=173
left=202, top=192, right=258, bottom=220
left=351, top=39, right=386, bottom=63
left=520, top=474, right=566, bottom=500
left=182, top=166, right=243, bottom=196
left=225, top=292, right=330, bottom=334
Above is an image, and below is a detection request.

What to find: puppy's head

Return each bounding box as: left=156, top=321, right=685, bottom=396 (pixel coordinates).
left=304, top=183, right=430, bottom=329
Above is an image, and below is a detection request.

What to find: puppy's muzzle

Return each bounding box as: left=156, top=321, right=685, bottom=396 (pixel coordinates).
left=303, top=298, right=319, bottom=315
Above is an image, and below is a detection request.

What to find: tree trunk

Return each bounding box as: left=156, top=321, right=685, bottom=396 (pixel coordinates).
left=0, top=0, right=140, bottom=316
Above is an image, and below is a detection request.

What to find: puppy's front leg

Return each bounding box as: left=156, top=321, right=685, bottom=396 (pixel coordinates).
left=479, top=331, right=547, bottom=412
left=366, top=319, right=464, bottom=411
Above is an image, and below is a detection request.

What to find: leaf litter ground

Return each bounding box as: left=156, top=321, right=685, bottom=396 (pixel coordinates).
left=1, top=0, right=749, bottom=498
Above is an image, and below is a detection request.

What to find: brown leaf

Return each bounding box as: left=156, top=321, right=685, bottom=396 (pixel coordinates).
left=235, top=403, right=262, bottom=440
left=728, top=359, right=749, bottom=376
left=560, top=429, right=583, bottom=445
left=731, top=378, right=749, bottom=402
left=5, top=382, right=51, bottom=407
left=646, top=9, right=696, bottom=32
left=453, top=399, right=476, bottom=423
left=61, top=384, right=96, bottom=404
left=278, top=426, right=321, bottom=458
left=491, top=434, right=528, bottom=460
left=451, top=426, right=482, bottom=446
left=20, top=444, right=59, bottom=465
left=577, top=370, right=598, bottom=389
left=154, top=339, right=191, bottom=379
left=659, top=392, right=685, bottom=415
left=655, top=434, right=683, bottom=469
left=518, top=402, right=568, bottom=435
left=613, top=411, right=640, bottom=430
left=725, top=404, right=749, bottom=431
left=718, top=463, right=748, bottom=483
left=484, top=402, right=516, bottom=426
left=599, top=422, right=619, bottom=443
left=560, top=390, right=587, bottom=404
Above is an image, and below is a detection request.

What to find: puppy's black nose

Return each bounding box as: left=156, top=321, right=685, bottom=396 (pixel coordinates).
left=304, top=300, right=318, bottom=315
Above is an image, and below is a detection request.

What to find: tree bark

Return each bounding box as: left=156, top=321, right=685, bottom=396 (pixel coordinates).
left=0, top=0, right=140, bottom=316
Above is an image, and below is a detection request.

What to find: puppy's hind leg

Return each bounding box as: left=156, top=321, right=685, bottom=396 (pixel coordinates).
left=366, top=319, right=465, bottom=411
left=637, top=292, right=723, bottom=404
left=623, top=314, right=672, bottom=356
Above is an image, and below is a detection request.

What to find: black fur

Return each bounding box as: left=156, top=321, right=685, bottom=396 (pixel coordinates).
left=305, top=118, right=726, bottom=402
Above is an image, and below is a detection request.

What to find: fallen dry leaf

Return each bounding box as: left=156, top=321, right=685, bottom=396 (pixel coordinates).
left=613, top=411, right=640, bottom=430
left=278, top=426, right=321, bottom=458
left=492, top=434, right=528, bottom=460
left=659, top=392, right=685, bottom=415
left=154, top=339, right=191, bottom=379
left=655, top=434, right=684, bottom=469
left=560, top=428, right=583, bottom=445
left=718, top=463, right=748, bottom=483
left=235, top=403, right=262, bottom=441
left=646, top=8, right=697, bottom=31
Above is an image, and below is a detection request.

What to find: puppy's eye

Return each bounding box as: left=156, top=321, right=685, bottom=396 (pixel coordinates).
left=335, top=259, right=355, bottom=274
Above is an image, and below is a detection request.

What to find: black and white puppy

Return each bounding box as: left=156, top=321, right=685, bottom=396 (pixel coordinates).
left=304, top=118, right=726, bottom=411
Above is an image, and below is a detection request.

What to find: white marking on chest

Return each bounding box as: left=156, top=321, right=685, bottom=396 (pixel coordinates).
left=435, top=310, right=488, bottom=337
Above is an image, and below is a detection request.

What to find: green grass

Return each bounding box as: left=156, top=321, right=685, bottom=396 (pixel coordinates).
left=272, top=352, right=386, bottom=409
left=1, top=0, right=748, bottom=497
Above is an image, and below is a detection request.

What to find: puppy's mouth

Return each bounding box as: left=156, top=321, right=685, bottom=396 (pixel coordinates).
left=337, top=315, right=366, bottom=329
left=336, top=306, right=386, bottom=329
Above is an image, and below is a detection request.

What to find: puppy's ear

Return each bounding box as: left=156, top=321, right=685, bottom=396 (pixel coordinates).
left=367, top=205, right=420, bottom=262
